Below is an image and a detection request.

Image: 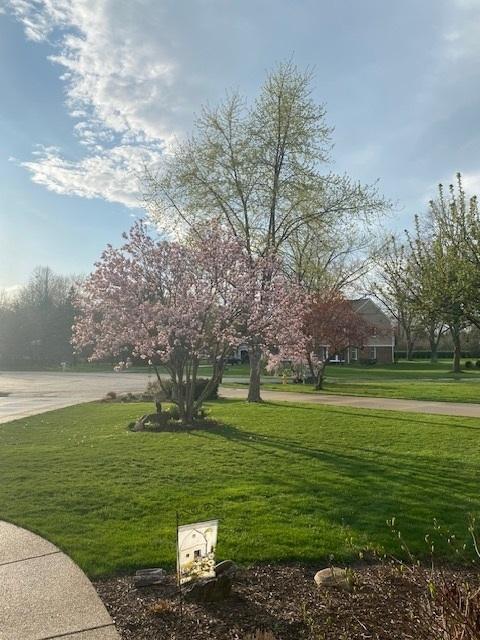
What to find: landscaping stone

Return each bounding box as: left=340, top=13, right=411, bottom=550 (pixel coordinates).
left=314, top=567, right=352, bottom=591
left=134, top=568, right=167, bottom=587
left=183, top=573, right=234, bottom=602
left=214, top=559, right=237, bottom=577
left=98, top=563, right=456, bottom=639
left=132, top=419, right=145, bottom=431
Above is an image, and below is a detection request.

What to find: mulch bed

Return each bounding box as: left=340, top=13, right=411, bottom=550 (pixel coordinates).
left=94, top=562, right=477, bottom=639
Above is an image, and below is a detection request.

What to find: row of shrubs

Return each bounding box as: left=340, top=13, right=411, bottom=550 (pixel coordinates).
left=464, top=360, right=480, bottom=369
left=395, top=350, right=479, bottom=359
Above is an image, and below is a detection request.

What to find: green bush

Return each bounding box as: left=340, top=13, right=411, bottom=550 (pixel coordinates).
left=475, top=360, right=480, bottom=369
left=395, top=350, right=473, bottom=359
left=146, top=378, right=219, bottom=402
left=465, top=360, right=473, bottom=369
left=166, top=404, right=180, bottom=420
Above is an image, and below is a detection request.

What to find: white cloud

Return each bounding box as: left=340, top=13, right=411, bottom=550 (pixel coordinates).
left=5, top=0, right=71, bottom=42
left=2, top=284, right=22, bottom=299
left=22, top=144, right=161, bottom=208
left=442, top=0, right=480, bottom=61
left=460, top=172, right=480, bottom=195
left=7, top=0, right=480, bottom=216
left=453, top=0, right=480, bottom=8
left=419, top=171, right=480, bottom=211
left=6, top=0, right=193, bottom=208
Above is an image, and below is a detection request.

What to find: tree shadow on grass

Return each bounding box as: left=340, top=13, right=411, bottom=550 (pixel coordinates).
left=261, top=400, right=480, bottom=432
left=193, top=417, right=480, bottom=561
left=203, top=420, right=477, bottom=488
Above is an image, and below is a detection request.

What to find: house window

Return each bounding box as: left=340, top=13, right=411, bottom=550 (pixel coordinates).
left=194, top=549, right=202, bottom=559
left=351, top=348, right=358, bottom=361
left=372, top=326, right=377, bottom=338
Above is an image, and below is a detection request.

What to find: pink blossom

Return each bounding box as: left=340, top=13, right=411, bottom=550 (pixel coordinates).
left=73, top=220, right=305, bottom=421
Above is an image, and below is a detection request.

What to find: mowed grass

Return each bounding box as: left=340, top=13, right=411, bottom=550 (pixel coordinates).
left=323, top=360, right=480, bottom=381
left=0, top=399, right=479, bottom=578
left=256, top=379, right=480, bottom=403
left=222, top=360, right=480, bottom=403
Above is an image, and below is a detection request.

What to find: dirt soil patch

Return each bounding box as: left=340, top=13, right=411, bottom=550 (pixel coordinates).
left=95, top=563, right=478, bottom=639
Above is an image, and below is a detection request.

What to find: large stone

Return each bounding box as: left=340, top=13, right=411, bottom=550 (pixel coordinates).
left=314, top=567, right=353, bottom=591
left=183, top=573, right=233, bottom=602
left=134, top=568, right=167, bottom=587
left=214, top=560, right=237, bottom=578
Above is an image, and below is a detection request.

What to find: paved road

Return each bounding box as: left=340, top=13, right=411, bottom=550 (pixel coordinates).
left=0, top=371, right=279, bottom=424
left=0, top=371, right=152, bottom=424
left=2, top=371, right=480, bottom=424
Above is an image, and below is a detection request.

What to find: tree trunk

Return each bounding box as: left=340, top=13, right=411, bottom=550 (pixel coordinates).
left=247, top=346, right=262, bottom=402
left=428, top=322, right=444, bottom=364
left=430, top=341, right=438, bottom=364
left=429, top=330, right=439, bottom=364
left=193, top=360, right=225, bottom=415
left=306, top=352, right=315, bottom=380
left=451, top=327, right=462, bottom=374
left=213, top=358, right=224, bottom=385
left=315, top=361, right=327, bottom=390
left=405, top=330, right=415, bottom=360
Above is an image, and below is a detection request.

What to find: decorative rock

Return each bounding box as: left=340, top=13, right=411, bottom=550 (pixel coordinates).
left=143, top=413, right=162, bottom=423
left=134, top=568, right=167, bottom=587
left=132, top=419, right=145, bottom=432
left=314, top=567, right=352, bottom=591
left=183, top=574, right=233, bottom=602
left=214, top=560, right=237, bottom=577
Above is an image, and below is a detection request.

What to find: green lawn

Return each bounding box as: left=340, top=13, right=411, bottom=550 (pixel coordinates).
left=1, top=399, right=479, bottom=577
left=8, top=359, right=480, bottom=405
left=324, top=359, right=480, bottom=381
left=253, top=379, right=480, bottom=403
left=226, top=360, right=480, bottom=403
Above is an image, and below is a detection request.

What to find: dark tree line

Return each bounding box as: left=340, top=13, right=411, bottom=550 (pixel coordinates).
left=0, top=267, right=78, bottom=368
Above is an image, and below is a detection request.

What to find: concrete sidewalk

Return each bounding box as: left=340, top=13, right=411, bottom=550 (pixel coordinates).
left=220, top=386, right=480, bottom=418
left=0, top=521, right=119, bottom=640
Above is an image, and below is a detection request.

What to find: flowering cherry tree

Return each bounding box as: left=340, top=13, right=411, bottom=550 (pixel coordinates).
left=73, top=221, right=305, bottom=422
left=303, top=290, right=371, bottom=390
left=243, top=259, right=307, bottom=401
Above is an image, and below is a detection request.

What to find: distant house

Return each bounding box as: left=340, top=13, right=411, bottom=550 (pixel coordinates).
left=312, top=298, right=394, bottom=365
left=231, top=297, right=395, bottom=365
left=346, top=298, right=395, bottom=364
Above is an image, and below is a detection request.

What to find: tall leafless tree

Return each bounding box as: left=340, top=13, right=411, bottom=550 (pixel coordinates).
left=144, top=61, right=390, bottom=399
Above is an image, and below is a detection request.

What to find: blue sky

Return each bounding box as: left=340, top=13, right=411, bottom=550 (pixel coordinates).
left=1, top=0, right=480, bottom=289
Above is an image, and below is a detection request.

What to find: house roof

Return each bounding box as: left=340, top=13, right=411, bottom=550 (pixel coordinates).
left=349, top=297, right=393, bottom=330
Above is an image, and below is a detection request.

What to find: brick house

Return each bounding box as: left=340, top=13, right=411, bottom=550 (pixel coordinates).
left=304, top=297, right=395, bottom=365
left=345, top=298, right=395, bottom=364
left=232, top=297, right=395, bottom=365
